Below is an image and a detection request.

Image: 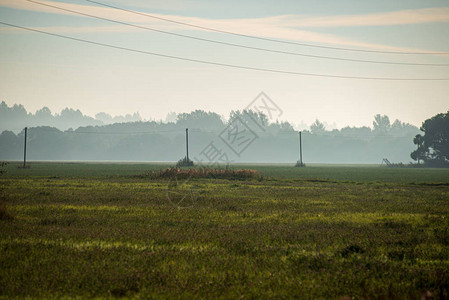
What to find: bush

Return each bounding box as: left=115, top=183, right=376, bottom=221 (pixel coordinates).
left=0, top=161, right=8, bottom=175
left=295, top=161, right=306, bottom=167
left=145, top=167, right=262, bottom=180
left=175, top=157, right=194, bottom=167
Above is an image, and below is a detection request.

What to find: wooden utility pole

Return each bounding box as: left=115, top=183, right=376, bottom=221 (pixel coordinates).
left=23, top=127, right=27, bottom=168
left=185, top=128, right=189, bottom=161
left=295, top=131, right=304, bottom=167
left=299, top=131, right=303, bottom=165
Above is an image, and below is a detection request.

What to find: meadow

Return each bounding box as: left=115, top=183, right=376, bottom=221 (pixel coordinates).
left=1, top=162, right=449, bottom=298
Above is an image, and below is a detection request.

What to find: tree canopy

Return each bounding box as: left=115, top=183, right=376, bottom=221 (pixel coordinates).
left=310, top=119, right=326, bottom=135
left=373, top=114, right=391, bottom=133
left=411, top=110, right=449, bottom=167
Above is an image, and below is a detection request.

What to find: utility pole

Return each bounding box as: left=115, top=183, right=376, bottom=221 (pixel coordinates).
left=23, top=127, right=27, bottom=168
left=295, top=131, right=304, bottom=167
left=185, top=128, right=189, bottom=161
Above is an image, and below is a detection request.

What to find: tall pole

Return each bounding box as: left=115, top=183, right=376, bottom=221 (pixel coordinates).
left=299, top=131, right=303, bottom=165
left=23, top=127, right=27, bottom=168
left=185, top=128, right=189, bottom=161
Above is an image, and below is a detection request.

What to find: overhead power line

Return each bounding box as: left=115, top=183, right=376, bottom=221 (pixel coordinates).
left=86, top=0, right=449, bottom=55
left=25, top=0, right=449, bottom=67
left=1, top=21, right=449, bottom=81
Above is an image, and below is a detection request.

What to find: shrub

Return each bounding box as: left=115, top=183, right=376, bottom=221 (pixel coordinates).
left=146, top=167, right=262, bottom=180
left=0, top=161, right=8, bottom=175
left=175, top=157, right=194, bottom=167
left=295, top=161, right=306, bottom=167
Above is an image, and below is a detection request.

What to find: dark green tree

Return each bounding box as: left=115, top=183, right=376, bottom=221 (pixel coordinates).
left=410, top=134, right=425, bottom=164
left=411, top=110, right=449, bottom=167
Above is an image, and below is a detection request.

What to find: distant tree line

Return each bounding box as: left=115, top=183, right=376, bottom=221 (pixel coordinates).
left=0, top=101, right=141, bottom=131
left=0, top=105, right=421, bottom=163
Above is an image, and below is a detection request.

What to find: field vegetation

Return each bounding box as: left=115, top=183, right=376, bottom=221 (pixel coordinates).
left=144, top=167, right=262, bottom=180
left=1, top=162, right=448, bottom=298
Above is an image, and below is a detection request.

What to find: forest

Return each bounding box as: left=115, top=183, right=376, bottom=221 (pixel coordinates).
left=0, top=102, right=420, bottom=164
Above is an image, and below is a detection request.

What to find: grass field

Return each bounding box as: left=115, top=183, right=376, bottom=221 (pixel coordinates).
left=1, top=162, right=449, bottom=298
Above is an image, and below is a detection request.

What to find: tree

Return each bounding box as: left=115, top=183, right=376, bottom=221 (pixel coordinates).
left=373, top=114, right=390, bottom=133
left=59, top=108, right=84, bottom=121
left=95, top=112, right=113, bottom=123
left=35, top=106, right=52, bottom=118
left=0, top=102, right=29, bottom=130
left=177, top=110, right=224, bottom=131
left=229, top=109, right=269, bottom=130
left=34, top=107, right=54, bottom=125
left=410, top=134, right=425, bottom=164
left=165, top=112, right=177, bottom=123
left=390, top=119, right=419, bottom=136
left=411, top=110, right=449, bottom=167
left=310, top=119, right=326, bottom=135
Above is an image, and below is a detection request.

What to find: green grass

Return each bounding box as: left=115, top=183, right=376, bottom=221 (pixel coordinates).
left=3, top=161, right=449, bottom=183
left=3, top=161, right=172, bottom=178
left=1, top=162, right=449, bottom=298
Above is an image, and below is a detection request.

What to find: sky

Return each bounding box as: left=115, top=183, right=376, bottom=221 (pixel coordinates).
left=0, top=0, right=449, bottom=129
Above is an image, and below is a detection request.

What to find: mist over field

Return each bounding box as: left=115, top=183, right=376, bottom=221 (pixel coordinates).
left=0, top=101, right=420, bottom=164
left=2, top=0, right=449, bottom=298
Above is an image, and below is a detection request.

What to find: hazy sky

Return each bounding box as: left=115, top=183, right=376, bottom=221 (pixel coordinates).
left=1, top=0, right=449, bottom=128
